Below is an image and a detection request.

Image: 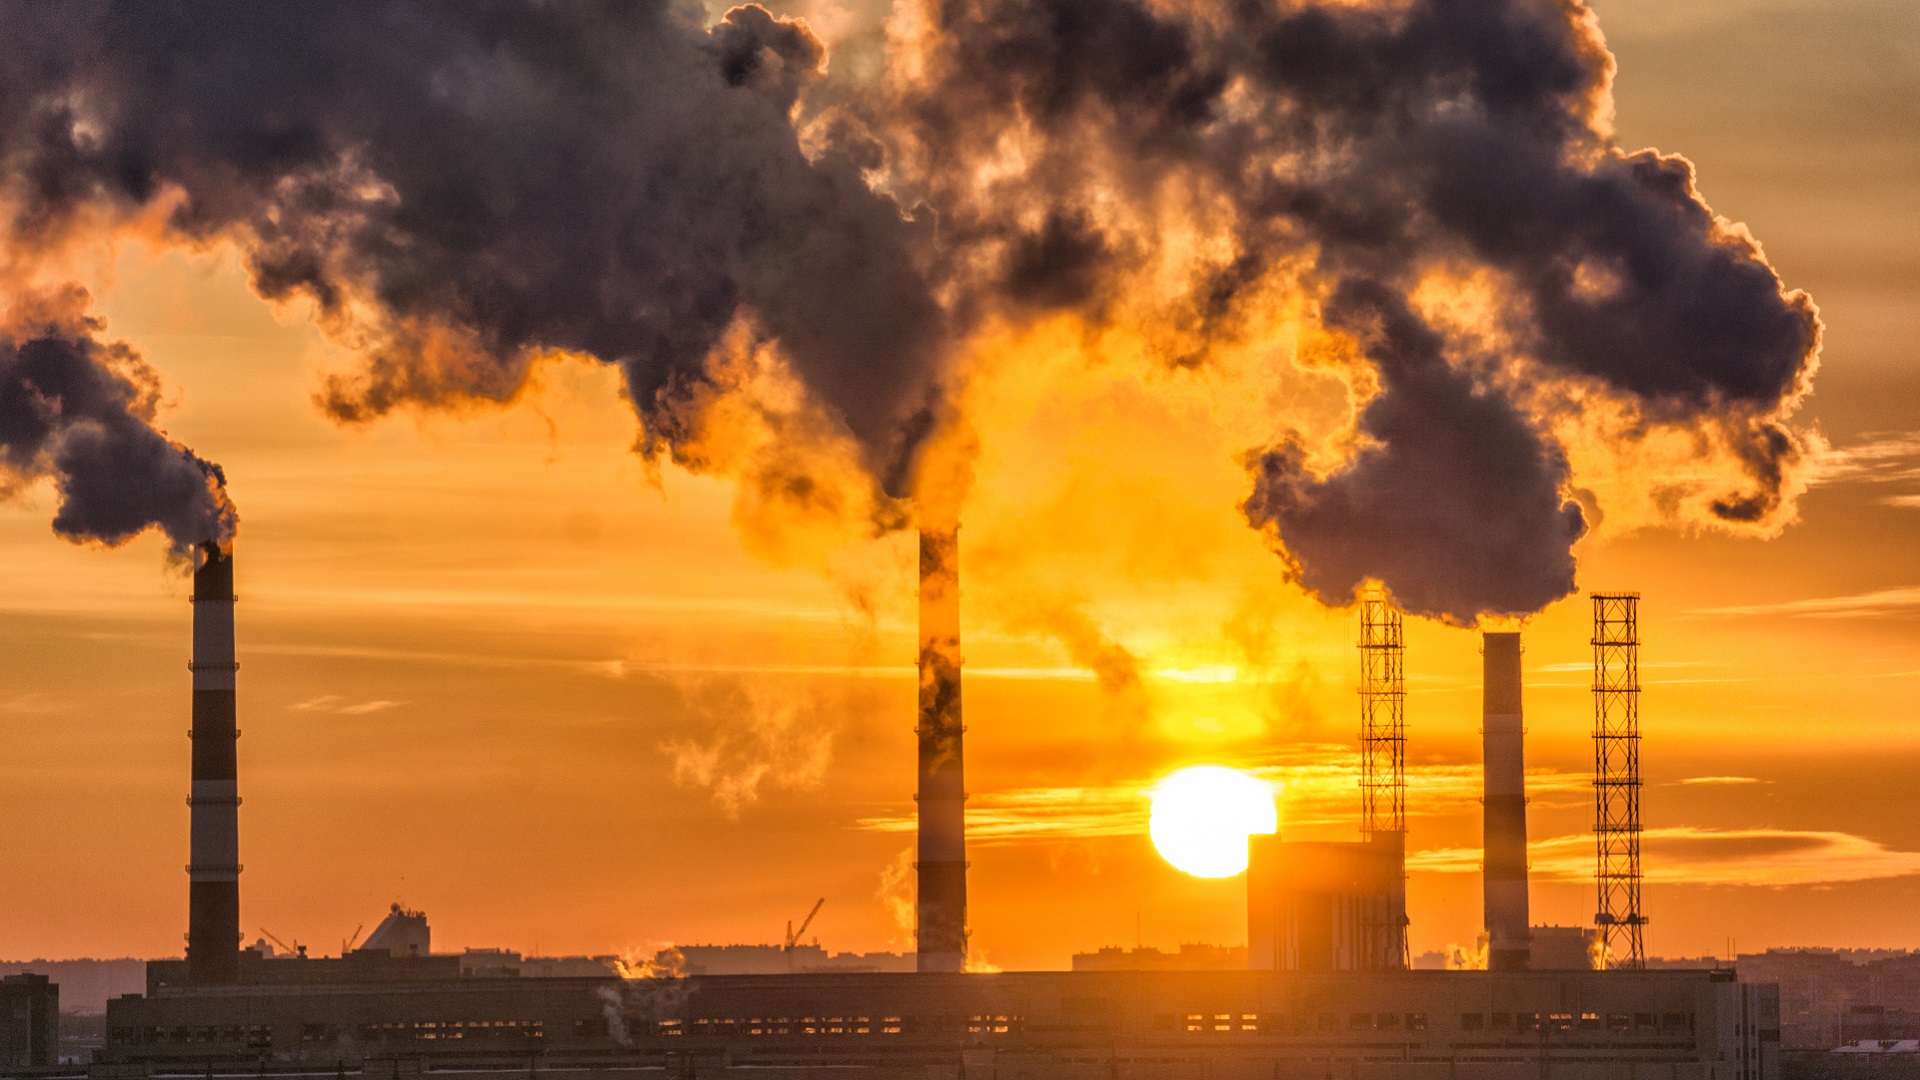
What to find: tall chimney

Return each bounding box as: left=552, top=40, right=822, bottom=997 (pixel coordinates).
left=915, top=525, right=967, bottom=973
left=1482, top=631, right=1529, bottom=971
left=187, top=544, right=241, bottom=984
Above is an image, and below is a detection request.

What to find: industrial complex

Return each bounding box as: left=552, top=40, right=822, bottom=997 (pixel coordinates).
left=5, top=545, right=1785, bottom=1078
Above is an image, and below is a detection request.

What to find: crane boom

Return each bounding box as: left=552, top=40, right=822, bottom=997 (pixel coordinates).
left=785, top=898, right=826, bottom=951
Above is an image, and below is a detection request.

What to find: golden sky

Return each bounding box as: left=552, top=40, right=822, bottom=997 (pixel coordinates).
left=1, top=0, right=1917, bottom=969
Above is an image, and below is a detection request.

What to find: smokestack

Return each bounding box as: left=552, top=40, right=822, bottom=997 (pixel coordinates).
left=1482, top=631, right=1529, bottom=971
left=915, top=525, right=967, bottom=972
left=187, top=544, right=241, bottom=984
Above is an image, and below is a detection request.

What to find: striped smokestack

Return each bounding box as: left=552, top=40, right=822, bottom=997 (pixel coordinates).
left=1482, top=631, right=1530, bottom=971
left=915, top=525, right=967, bottom=972
left=187, top=544, right=241, bottom=984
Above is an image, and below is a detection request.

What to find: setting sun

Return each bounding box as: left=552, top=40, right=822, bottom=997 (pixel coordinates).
left=1147, top=765, right=1279, bottom=878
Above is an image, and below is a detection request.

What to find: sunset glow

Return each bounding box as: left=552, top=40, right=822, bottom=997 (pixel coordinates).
left=1148, top=766, right=1279, bottom=879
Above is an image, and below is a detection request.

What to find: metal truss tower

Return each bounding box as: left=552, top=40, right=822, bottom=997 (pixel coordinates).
left=1358, top=589, right=1409, bottom=968
left=1592, top=592, right=1647, bottom=969
left=1358, top=591, right=1406, bottom=837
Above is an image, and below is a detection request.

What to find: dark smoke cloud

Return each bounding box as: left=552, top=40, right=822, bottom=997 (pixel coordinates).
left=1244, top=280, right=1585, bottom=621
left=881, top=0, right=1821, bottom=621
left=0, top=0, right=1822, bottom=619
left=0, top=0, right=946, bottom=483
left=0, top=288, right=237, bottom=558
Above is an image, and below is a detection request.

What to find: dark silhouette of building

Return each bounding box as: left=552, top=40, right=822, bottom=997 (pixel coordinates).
left=0, top=973, right=59, bottom=1069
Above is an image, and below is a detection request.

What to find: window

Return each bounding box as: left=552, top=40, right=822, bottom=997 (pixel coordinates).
left=1662, top=1013, right=1692, bottom=1031
left=1460, top=1013, right=1486, bottom=1031
left=1240, top=1014, right=1259, bottom=1032
left=1317, top=1014, right=1338, bottom=1032
left=1407, top=1013, right=1428, bottom=1031
left=1608, top=1013, right=1631, bottom=1032
left=1185, top=1014, right=1205, bottom=1033
left=1579, top=1012, right=1601, bottom=1030
left=1153, top=1014, right=1176, bottom=1031
left=1350, top=1013, right=1372, bottom=1029
left=1635, top=1013, right=1656, bottom=1029
left=1491, top=1012, right=1512, bottom=1028
left=1522, top=1013, right=1545, bottom=1032
left=1376, top=1013, right=1399, bottom=1028
left=1550, top=1013, right=1574, bottom=1032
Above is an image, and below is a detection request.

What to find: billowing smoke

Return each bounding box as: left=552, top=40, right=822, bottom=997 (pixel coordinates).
left=0, top=0, right=946, bottom=483
left=0, top=0, right=1822, bottom=621
left=883, top=0, right=1821, bottom=621
left=0, top=287, right=237, bottom=559
left=1244, top=280, right=1586, bottom=620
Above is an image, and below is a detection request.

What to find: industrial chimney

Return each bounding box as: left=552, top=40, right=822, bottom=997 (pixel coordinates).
left=915, top=524, right=967, bottom=973
left=1482, top=631, right=1530, bottom=971
left=187, top=544, right=241, bottom=984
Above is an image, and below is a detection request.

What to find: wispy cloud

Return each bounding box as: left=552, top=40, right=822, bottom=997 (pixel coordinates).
left=857, top=750, right=1592, bottom=846
left=1688, top=586, right=1920, bottom=619
left=1807, top=432, right=1920, bottom=488
left=290, top=695, right=408, bottom=715
left=1411, top=827, right=1920, bottom=887
left=1678, top=776, right=1761, bottom=786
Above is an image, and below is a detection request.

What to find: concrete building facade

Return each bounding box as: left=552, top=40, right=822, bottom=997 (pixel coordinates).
left=101, top=967, right=1778, bottom=1078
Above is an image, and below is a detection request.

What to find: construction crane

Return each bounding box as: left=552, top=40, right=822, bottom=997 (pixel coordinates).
left=341, top=923, right=364, bottom=955
left=783, top=898, right=825, bottom=970
left=259, top=928, right=306, bottom=959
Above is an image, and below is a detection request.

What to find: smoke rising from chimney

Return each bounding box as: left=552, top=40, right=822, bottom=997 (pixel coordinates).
left=0, top=0, right=1822, bottom=620
left=0, top=287, right=237, bottom=559
left=0, top=0, right=947, bottom=487
left=886, top=0, right=1820, bottom=622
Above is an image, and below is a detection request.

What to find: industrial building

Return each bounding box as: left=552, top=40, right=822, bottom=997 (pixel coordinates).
left=67, top=547, right=1780, bottom=1076
left=99, top=967, right=1776, bottom=1078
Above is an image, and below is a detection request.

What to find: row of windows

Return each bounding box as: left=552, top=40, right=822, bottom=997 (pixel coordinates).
left=111, top=1020, right=555, bottom=1047
left=1460, top=1012, right=1693, bottom=1034
left=654, top=1015, right=1020, bottom=1037
left=112, top=1009, right=1700, bottom=1048
left=1170, top=1013, right=1430, bottom=1034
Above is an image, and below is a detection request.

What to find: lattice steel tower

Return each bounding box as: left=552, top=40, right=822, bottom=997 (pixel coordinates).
left=1592, top=592, right=1647, bottom=969
left=1358, top=591, right=1406, bottom=837
left=1358, top=589, right=1410, bottom=968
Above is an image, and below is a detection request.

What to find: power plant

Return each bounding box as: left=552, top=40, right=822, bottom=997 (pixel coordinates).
left=37, top=552, right=1781, bottom=1078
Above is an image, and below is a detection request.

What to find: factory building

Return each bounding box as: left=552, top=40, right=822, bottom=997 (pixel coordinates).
left=1247, top=833, right=1406, bottom=971
left=99, top=967, right=1777, bottom=1077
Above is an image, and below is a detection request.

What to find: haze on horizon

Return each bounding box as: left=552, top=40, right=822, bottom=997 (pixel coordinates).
left=0, top=0, right=1916, bottom=972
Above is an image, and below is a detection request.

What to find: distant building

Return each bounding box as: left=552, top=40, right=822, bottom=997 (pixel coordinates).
left=360, top=903, right=431, bottom=958
left=0, top=973, right=59, bottom=1069
left=666, top=944, right=914, bottom=976
left=1072, top=944, right=1248, bottom=971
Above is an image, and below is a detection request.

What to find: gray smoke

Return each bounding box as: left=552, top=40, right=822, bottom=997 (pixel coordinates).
left=0, top=0, right=1823, bottom=619
left=0, top=0, right=946, bottom=483
left=0, top=288, right=237, bottom=557
left=887, top=0, right=1821, bottom=621
left=1243, top=280, right=1586, bottom=620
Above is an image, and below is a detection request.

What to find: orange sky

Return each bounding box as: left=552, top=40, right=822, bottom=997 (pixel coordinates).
left=1, top=0, right=1917, bottom=970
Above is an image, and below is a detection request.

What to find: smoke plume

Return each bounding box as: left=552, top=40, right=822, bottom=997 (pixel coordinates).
left=0, top=286, right=236, bottom=558
left=0, top=0, right=947, bottom=485
left=0, top=0, right=1823, bottom=620
left=884, top=0, right=1821, bottom=621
